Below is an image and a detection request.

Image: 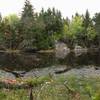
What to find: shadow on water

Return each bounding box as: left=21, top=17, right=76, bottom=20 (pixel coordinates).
left=56, top=51, right=100, bottom=68
left=0, top=52, right=55, bottom=71
left=0, top=51, right=100, bottom=72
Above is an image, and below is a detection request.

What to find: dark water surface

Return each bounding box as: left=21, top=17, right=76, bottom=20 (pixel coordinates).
left=0, top=51, right=100, bottom=71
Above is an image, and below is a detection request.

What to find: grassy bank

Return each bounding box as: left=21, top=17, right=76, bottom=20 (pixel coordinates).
left=0, top=75, right=100, bottom=100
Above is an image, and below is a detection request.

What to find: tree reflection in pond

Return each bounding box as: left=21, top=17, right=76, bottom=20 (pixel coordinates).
left=0, top=51, right=99, bottom=72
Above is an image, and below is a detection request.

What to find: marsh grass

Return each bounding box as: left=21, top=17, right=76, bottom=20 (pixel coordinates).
left=0, top=75, right=100, bottom=100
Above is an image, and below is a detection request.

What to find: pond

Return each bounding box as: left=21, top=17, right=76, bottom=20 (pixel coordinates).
left=0, top=51, right=100, bottom=78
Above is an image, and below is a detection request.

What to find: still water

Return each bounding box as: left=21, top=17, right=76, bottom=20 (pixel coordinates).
left=0, top=51, right=99, bottom=72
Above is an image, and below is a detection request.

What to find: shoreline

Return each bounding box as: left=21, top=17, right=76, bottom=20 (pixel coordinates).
left=0, top=47, right=99, bottom=54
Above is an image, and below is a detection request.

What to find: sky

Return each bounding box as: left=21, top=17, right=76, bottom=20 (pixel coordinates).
left=0, top=0, right=100, bottom=18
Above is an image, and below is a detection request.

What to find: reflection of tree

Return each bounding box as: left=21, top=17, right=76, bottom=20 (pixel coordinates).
left=76, top=51, right=100, bottom=67
left=56, top=52, right=76, bottom=67
left=0, top=52, right=55, bottom=71
left=0, top=53, right=20, bottom=70
left=38, top=53, right=55, bottom=68
left=65, top=52, right=76, bottom=66
left=0, top=51, right=100, bottom=74
left=76, top=52, right=89, bottom=66
left=55, top=51, right=100, bottom=68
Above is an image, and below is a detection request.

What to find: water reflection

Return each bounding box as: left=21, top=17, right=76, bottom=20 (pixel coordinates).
left=56, top=51, right=100, bottom=68
left=0, top=52, right=55, bottom=71
left=0, top=51, right=99, bottom=71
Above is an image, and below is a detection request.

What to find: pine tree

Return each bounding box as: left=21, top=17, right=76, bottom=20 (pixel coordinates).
left=81, top=10, right=92, bottom=47
left=21, top=0, right=34, bottom=26
left=21, top=0, right=35, bottom=36
left=82, top=10, right=92, bottom=33
left=20, top=0, right=35, bottom=49
left=93, top=13, right=100, bottom=48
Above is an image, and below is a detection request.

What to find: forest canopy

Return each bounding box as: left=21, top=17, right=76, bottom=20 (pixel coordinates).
left=0, top=0, right=100, bottom=50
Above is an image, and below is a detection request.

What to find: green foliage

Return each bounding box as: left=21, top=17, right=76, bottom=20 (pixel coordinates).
left=0, top=14, right=20, bottom=49
left=87, top=26, right=96, bottom=40
left=20, top=0, right=35, bottom=49
left=0, top=0, right=99, bottom=50
left=62, top=14, right=84, bottom=48
left=25, top=75, right=52, bottom=86
left=0, top=89, right=28, bottom=100
left=34, top=7, right=63, bottom=49
left=93, top=13, right=100, bottom=34
left=93, top=13, right=100, bottom=47
left=69, top=14, right=83, bottom=41
left=83, top=10, right=91, bottom=30
left=0, top=75, right=100, bottom=100
left=40, top=8, right=63, bottom=35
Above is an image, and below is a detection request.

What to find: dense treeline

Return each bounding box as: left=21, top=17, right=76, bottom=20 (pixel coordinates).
left=0, top=0, right=100, bottom=50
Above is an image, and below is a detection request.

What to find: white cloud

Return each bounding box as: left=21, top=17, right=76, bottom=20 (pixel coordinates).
left=0, top=0, right=100, bottom=18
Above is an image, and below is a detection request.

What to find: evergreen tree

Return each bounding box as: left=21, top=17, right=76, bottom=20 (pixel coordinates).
left=21, top=0, right=34, bottom=26
left=93, top=13, right=100, bottom=34
left=83, top=10, right=91, bottom=30
left=93, top=13, right=100, bottom=48
left=41, top=8, right=63, bottom=35
left=36, top=8, right=63, bottom=49
left=20, top=0, right=35, bottom=49
left=81, top=10, right=92, bottom=47
left=0, top=13, right=4, bottom=46
left=0, top=14, right=20, bottom=49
